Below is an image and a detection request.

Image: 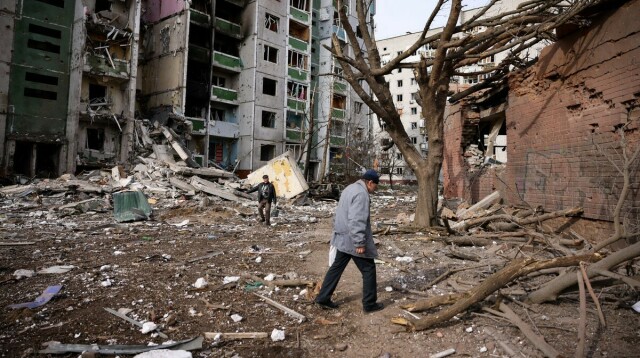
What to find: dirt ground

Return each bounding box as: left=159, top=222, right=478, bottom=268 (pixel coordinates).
left=1, top=187, right=639, bottom=357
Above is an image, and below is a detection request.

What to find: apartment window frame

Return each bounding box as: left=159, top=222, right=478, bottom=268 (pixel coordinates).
left=397, top=80, right=403, bottom=87
left=396, top=94, right=403, bottom=102
left=262, top=77, right=277, bottom=96
left=287, top=81, right=308, bottom=100
left=263, top=45, right=279, bottom=63
left=212, top=75, right=226, bottom=87
left=410, top=107, right=418, bottom=115
left=265, top=13, right=280, bottom=32
left=288, top=50, right=308, bottom=70
left=410, top=122, right=417, bottom=129
left=261, top=110, right=277, bottom=128
left=260, top=144, right=276, bottom=161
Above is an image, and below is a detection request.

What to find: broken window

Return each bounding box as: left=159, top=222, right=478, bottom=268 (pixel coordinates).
left=332, top=94, right=346, bottom=109
left=260, top=144, right=276, bottom=161
left=395, top=167, right=403, bottom=175
left=333, top=120, right=345, bottom=137
left=89, top=83, right=107, bottom=101
left=287, top=81, right=307, bottom=100
left=411, top=122, right=417, bottom=129
left=264, top=45, right=279, bottom=63
left=289, top=19, right=310, bottom=42
left=290, top=0, right=309, bottom=11
left=354, top=102, right=363, bottom=114
left=212, top=76, right=226, bottom=87
left=285, top=144, right=302, bottom=159
left=411, top=108, right=417, bottom=115
left=262, top=111, right=276, bottom=128
left=211, top=108, right=225, bottom=122
left=288, top=50, right=308, bottom=70
left=262, top=77, right=277, bottom=96
left=27, top=38, right=60, bottom=54
left=265, top=13, right=279, bottom=32
left=29, top=23, right=61, bottom=39
left=86, top=128, right=105, bottom=151
left=286, top=112, right=302, bottom=130
left=94, top=0, right=111, bottom=12
left=332, top=64, right=344, bottom=77
left=411, top=136, right=417, bottom=144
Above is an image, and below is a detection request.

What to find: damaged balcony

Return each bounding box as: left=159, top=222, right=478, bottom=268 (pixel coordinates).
left=286, top=112, right=304, bottom=142
left=290, top=0, right=311, bottom=24
left=333, top=80, right=347, bottom=95
left=209, top=108, right=239, bottom=139
left=211, top=85, right=238, bottom=104
left=189, top=8, right=211, bottom=27
left=289, top=20, right=310, bottom=53
left=83, top=53, right=129, bottom=79
left=213, top=51, right=242, bottom=72
left=214, top=17, right=242, bottom=39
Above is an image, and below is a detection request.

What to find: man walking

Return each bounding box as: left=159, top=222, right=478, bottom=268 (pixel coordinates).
left=247, top=174, right=277, bottom=225
left=315, top=169, right=384, bottom=313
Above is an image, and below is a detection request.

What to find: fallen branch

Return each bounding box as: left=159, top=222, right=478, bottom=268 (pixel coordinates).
left=454, top=207, right=583, bottom=232
left=576, top=271, right=587, bottom=358
left=527, top=241, right=640, bottom=303
left=580, top=263, right=606, bottom=326
left=591, top=268, right=640, bottom=288
left=394, top=253, right=600, bottom=330
left=484, top=303, right=561, bottom=358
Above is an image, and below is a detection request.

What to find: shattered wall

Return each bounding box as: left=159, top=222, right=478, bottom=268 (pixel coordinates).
left=505, top=1, right=640, bottom=222
left=139, top=8, right=188, bottom=111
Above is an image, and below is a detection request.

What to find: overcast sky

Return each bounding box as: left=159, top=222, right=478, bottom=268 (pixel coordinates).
left=374, top=0, right=490, bottom=39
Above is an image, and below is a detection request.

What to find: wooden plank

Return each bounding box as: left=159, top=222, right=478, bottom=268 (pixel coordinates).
left=253, top=293, right=306, bottom=322
left=204, top=332, right=268, bottom=340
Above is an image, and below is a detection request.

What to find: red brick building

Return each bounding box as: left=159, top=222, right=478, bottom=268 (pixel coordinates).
left=443, top=0, right=640, bottom=223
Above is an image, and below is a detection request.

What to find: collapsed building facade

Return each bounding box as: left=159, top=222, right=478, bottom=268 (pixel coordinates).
left=443, top=0, right=640, bottom=223
left=0, top=0, right=373, bottom=180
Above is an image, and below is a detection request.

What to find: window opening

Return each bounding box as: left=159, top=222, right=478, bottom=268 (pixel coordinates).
left=263, top=78, right=277, bottom=95
left=262, top=111, right=276, bottom=128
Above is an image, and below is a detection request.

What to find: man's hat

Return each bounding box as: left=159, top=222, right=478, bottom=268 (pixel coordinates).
left=262, top=175, right=269, bottom=179
left=362, top=169, right=380, bottom=184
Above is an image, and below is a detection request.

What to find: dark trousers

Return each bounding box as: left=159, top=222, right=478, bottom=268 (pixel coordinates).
left=316, top=249, right=378, bottom=308
left=258, top=199, right=271, bottom=224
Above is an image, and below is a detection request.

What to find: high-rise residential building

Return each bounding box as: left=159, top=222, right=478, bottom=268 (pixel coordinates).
left=0, top=0, right=373, bottom=181
left=372, top=0, right=540, bottom=184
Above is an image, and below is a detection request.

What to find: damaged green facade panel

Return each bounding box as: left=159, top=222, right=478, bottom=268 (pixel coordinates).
left=8, top=0, right=74, bottom=138
left=113, top=190, right=153, bottom=223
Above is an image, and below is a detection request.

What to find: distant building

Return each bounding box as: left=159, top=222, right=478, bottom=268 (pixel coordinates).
left=372, top=0, right=540, bottom=184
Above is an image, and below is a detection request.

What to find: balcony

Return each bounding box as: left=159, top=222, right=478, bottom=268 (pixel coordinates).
left=286, top=129, right=303, bottom=142
left=330, top=136, right=345, bottom=146
left=84, top=53, right=129, bottom=79
left=288, top=67, right=309, bottom=82
left=333, top=81, right=347, bottom=94
left=213, top=51, right=242, bottom=72
left=211, top=85, right=238, bottom=103
left=331, top=108, right=345, bottom=119
left=289, top=6, right=310, bottom=24
left=209, top=119, right=239, bottom=139
left=288, top=37, right=309, bottom=53
left=332, top=25, right=347, bottom=42
left=187, top=117, right=206, bottom=134
left=188, top=44, right=210, bottom=63
left=214, top=17, right=242, bottom=39
left=287, top=98, right=307, bottom=112
left=190, top=9, right=210, bottom=27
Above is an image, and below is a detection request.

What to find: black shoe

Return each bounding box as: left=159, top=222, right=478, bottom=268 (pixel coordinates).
left=315, top=300, right=339, bottom=310
left=363, top=302, right=384, bottom=313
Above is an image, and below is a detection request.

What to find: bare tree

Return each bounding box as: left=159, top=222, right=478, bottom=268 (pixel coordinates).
left=330, top=0, right=605, bottom=227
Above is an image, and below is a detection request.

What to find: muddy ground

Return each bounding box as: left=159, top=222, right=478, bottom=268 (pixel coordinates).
left=0, top=186, right=638, bottom=357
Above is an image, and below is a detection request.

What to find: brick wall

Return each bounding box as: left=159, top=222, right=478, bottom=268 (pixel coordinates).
left=504, top=0, right=640, bottom=222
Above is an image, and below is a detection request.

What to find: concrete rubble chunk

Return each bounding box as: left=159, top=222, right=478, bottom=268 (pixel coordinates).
left=189, top=176, right=242, bottom=202
left=246, top=151, right=309, bottom=199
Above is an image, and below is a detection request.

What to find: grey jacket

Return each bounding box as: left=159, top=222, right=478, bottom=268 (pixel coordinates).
left=330, top=180, right=378, bottom=258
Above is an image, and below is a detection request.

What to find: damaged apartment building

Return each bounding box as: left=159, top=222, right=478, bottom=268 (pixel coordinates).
left=443, top=0, right=640, bottom=224
left=0, top=0, right=373, bottom=180
left=0, top=0, right=140, bottom=177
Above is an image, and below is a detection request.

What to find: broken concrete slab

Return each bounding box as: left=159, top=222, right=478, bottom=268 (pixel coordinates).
left=189, top=176, right=242, bottom=202
left=169, top=177, right=196, bottom=192
left=168, top=163, right=234, bottom=178
left=161, top=126, right=199, bottom=168
left=246, top=151, right=309, bottom=199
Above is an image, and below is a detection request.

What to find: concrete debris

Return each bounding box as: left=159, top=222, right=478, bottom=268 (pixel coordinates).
left=270, top=329, right=285, bottom=342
